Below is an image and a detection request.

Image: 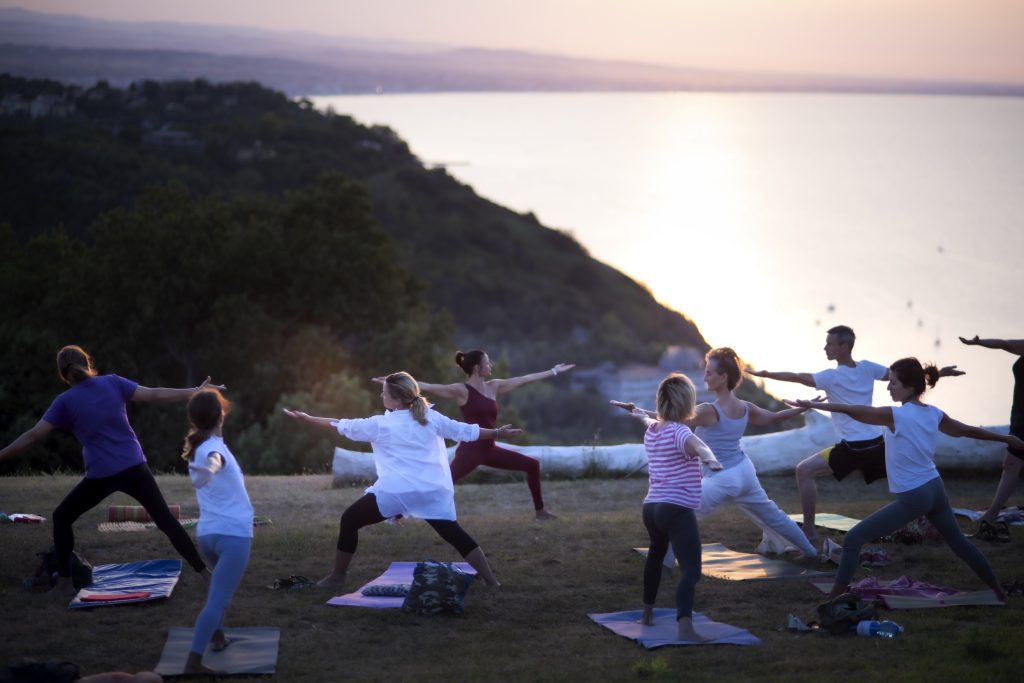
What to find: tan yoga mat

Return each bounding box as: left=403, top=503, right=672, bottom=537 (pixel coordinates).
left=635, top=544, right=834, bottom=581
left=107, top=505, right=181, bottom=522
left=98, top=515, right=271, bottom=533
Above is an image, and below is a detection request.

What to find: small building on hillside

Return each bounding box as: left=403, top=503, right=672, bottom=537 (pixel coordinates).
left=570, top=346, right=712, bottom=410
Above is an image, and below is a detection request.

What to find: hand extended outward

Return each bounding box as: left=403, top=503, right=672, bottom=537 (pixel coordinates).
left=197, top=376, right=226, bottom=391
left=549, top=363, right=575, bottom=377
left=493, top=424, right=524, bottom=439
left=783, top=397, right=827, bottom=410
left=609, top=400, right=637, bottom=412
left=281, top=409, right=337, bottom=430
left=745, top=368, right=770, bottom=378
left=782, top=395, right=826, bottom=409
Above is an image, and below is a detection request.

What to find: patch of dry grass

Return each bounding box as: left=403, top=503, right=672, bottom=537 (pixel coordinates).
left=1, top=473, right=1022, bottom=682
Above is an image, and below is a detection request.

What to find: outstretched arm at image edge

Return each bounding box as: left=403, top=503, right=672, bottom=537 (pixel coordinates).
left=958, top=336, right=1024, bottom=356
left=0, top=419, right=54, bottom=462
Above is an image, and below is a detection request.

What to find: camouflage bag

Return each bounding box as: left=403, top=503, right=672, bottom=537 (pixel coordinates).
left=401, top=560, right=474, bottom=616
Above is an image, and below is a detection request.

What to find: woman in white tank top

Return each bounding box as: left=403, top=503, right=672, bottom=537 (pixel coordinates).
left=787, top=357, right=1023, bottom=604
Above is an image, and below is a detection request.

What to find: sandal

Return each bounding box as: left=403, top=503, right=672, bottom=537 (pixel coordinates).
left=267, top=574, right=316, bottom=590
left=974, top=520, right=1011, bottom=543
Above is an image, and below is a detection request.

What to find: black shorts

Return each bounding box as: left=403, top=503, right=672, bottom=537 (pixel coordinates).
left=820, top=435, right=886, bottom=484
left=1010, top=421, right=1024, bottom=460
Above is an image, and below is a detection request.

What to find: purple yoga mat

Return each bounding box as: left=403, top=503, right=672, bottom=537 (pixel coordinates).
left=326, top=561, right=476, bottom=608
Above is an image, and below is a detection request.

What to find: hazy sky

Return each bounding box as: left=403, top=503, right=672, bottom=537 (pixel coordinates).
left=6, top=0, right=1024, bottom=83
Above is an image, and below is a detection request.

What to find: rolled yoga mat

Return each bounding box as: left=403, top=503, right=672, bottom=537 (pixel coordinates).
left=107, top=505, right=180, bottom=522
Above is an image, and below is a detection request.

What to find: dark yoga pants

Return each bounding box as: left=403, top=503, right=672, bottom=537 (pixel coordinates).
left=834, top=476, right=997, bottom=590
left=52, top=462, right=207, bottom=575
left=336, top=493, right=479, bottom=557
left=450, top=442, right=544, bottom=510
left=642, top=502, right=701, bottom=620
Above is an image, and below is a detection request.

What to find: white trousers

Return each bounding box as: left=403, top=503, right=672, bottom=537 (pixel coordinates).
left=662, top=456, right=816, bottom=567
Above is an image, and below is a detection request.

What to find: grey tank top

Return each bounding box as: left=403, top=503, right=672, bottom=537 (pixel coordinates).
left=695, top=403, right=749, bottom=470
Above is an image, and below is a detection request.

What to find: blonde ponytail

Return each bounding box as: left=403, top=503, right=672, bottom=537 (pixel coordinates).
left=385, top=371, right=429, bottom=425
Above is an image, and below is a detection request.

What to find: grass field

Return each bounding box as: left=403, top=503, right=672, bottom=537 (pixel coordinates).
left=1, top=472, right=1022, bottom=682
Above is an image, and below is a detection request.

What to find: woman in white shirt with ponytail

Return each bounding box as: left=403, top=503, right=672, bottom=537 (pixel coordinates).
left=285, top=371, right=517, bottom=590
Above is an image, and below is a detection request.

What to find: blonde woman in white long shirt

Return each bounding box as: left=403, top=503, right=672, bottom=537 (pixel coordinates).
left=285, top=371, right=517, bottom=589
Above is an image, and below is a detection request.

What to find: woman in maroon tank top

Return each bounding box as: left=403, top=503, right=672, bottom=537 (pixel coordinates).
left=417, top=350, right=573, bottom=520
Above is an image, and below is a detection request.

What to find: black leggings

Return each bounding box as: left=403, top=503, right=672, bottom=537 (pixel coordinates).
left=336, top=493, right=479, bottom=557
left=642, top=502, right=702, bottom=620
left=52, top=462, right=207, bottom=575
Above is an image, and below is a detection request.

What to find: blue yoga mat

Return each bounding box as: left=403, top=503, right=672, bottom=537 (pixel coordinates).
left=589, top=609, right=762, bottom=648
left=69, top=559, right=182, bottom=609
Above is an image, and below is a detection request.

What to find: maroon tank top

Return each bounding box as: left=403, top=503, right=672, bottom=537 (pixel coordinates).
left=460, top=383, right=498, bottom=429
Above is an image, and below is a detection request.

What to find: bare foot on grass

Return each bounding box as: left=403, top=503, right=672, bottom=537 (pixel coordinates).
left=316, top=573, right=346, bottom=591
left=535, top=509, right=557, bottom=521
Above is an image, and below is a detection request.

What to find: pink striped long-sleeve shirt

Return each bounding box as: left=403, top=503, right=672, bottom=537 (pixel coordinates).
left=642, top=420, right=701, bottom=509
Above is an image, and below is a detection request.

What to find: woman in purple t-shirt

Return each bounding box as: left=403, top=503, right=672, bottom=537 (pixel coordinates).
left=0, top=345, right=217, bottom=593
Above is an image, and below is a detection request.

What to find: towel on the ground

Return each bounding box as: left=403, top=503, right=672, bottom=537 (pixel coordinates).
left=69, top=559, right=181, bottom=608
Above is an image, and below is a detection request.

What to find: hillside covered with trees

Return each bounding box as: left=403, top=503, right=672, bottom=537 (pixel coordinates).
left=1, top=75, right=713, bottom=474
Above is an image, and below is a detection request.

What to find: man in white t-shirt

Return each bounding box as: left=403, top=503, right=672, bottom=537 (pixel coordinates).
left=748, top=325, right=962, bottom=546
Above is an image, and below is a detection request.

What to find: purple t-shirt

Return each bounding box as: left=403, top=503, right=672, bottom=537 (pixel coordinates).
left=42, top=374, right=146, bottom=478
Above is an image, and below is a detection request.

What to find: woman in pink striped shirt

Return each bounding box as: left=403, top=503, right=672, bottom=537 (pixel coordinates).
left=621, top=373, right=722, bottom=642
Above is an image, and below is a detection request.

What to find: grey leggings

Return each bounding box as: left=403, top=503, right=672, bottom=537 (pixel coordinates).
left=642, top=502, right=701, bottom=620
left=835, top=476, right=997, bottom=590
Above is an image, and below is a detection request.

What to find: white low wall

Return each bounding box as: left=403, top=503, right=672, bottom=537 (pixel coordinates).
left=331, top=412, right=1010, bottom=485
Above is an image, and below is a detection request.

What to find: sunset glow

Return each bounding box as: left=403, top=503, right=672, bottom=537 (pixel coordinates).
left=4, top=0, right=1023, bottom=84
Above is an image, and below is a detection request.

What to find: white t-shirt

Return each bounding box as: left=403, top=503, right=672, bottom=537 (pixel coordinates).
left=190, top=436, right=254, bottom=538
left=884, top=403, right=943, bottom=493
left=813, top=360, right=889, bottom=442
left=335, top=408, right=481, bottom=521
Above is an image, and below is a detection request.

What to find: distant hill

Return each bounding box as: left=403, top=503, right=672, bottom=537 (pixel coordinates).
left=2, top=7, right=1023, bottom=96
left=0, top=75, right=707, bottom=368
left=1, top=75, right=730, bottom=466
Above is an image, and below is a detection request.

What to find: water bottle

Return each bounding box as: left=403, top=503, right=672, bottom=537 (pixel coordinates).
left=854, top=620, right=903, bottom=638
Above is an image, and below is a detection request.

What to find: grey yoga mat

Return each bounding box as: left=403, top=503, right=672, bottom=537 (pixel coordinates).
left=154, top=627, right=280, bottom=676
left=588, top=609, right=761, bottom=648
